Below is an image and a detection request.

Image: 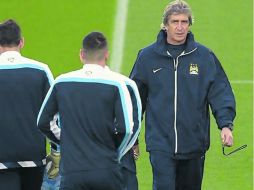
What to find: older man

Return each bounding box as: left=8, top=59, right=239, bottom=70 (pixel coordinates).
left=130, top=1, right=236, bottom=189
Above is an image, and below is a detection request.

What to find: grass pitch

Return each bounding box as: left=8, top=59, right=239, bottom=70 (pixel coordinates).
left=1, top=0, right=252, bottom=189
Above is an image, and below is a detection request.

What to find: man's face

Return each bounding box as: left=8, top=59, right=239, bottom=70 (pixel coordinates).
left=165, top=13, right=190, bottom=45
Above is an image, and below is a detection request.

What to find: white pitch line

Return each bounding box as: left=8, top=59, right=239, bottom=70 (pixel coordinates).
left=231, top=80, right=253, bottom=84
left=110, top=0, right=129, bottom=72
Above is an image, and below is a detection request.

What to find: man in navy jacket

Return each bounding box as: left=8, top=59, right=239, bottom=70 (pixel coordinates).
left=37, top=32, right=135, bottom=190
left=130, top=1, right=236, bottom=189
left=0, top=19, right=54, bottom=190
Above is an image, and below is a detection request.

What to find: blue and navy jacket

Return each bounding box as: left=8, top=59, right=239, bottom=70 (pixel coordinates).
left=0, top=51, right=53, bottom=169
left=37, top=64, right=134, bottom=175
left=106, top=67, right=142, bottom=172
left=130, top=30, right=236, bottom=159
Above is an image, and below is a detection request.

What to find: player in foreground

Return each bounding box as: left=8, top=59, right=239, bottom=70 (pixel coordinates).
left=37, top=32, right=137, bottom=190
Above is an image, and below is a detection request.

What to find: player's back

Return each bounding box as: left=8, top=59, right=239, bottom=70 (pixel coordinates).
left=0, top=51, right=53, bottom=168
left=54, top=64, right=128, bottom=174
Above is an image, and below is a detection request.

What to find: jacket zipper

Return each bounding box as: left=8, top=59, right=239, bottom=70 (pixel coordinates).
left=173, top=58, right=178, bottom=153
left=167, top=48, right=197, bottom=154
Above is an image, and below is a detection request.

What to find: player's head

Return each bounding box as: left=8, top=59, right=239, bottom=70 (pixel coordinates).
left=0, top=19, right=24, bottom=50
left=80, top=32, right=109, bottom=64
left=161, top=0, right=193, bottom=30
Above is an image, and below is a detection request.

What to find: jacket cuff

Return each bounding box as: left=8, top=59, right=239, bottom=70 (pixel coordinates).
left=221, top=123, right=233, bottom=131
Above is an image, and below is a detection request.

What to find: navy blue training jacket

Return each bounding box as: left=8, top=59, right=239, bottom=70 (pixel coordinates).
left=37, top=64, right=135, bottom=175
left=0, top=51, right=53, bottom=169
left=130, top=30, right=236, bottom=159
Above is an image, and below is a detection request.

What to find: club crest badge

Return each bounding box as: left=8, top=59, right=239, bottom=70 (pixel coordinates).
left=85, top=71, right=92, bottom=75
left=7, top=58, right=15, bottom=62
left=189, top=63, right=199, bottom=75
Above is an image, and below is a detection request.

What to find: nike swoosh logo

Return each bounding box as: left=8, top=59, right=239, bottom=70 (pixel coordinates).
left=152, top=68, right=162, bottom=73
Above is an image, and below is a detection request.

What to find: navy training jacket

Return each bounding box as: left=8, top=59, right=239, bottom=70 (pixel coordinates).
left=0, top=51, right=53, bottom=169
left=37, top=64, right=134, bottom=175
left=130, top=30, right=236, bottom=159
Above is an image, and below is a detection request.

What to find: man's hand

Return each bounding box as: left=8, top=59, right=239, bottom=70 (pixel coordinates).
left=221, top=127, right=233, bottom=147
left=132, top=145, right=140, bottom=160
left=46, top=150, right=61, bottom=179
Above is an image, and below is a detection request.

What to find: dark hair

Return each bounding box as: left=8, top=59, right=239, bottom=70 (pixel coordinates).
left=0, top=19, right=21, bottom=47
left=82, top=32, right=107, bottom=52
left=82, top=32, right=108, bottom=61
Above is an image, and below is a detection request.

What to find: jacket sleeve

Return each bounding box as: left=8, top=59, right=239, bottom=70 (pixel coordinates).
left=114, top=83, right=134, bottom=160
left=42, top=66, right=61, bottom=151
left=208, top=52, right=236, bottom=129
left=130, top=50, right=148, bottom=117
left=37, top=84, right=60, bottom=144
left=42, top=65, right=54, bottom=97
left=120, top=81, right=142, bottom=156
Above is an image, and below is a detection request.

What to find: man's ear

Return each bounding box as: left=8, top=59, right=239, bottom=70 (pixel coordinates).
left=80, top=49, right=85, bottom=62
left=18, top=37, right=24, bottom=49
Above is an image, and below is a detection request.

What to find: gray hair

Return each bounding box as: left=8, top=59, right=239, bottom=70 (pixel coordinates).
left=161, top=0, right=193, bottom=29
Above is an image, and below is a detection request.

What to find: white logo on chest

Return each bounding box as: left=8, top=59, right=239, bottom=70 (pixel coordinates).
left=152, top=68, right=162, bottom=73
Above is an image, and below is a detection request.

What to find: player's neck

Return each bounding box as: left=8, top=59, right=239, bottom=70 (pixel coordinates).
left=85, top=60, right=106, bottom=68
left=0, top=46, right=20, bottom=54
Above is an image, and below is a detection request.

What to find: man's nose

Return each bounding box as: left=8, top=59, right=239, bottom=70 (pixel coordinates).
left=176, top=22, right=183, bottom=30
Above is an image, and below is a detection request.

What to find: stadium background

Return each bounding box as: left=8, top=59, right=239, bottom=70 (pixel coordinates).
left=1, top=0, right=252, bottom=189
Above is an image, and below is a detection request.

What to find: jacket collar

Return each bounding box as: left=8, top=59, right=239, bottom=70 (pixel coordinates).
left=0, top=51, right=22, bottom=64
left=153, top=30, right=197, bottom=56
left=82, top=63, right=105, bottom=72
left=0, top=51, right=21, bottom=58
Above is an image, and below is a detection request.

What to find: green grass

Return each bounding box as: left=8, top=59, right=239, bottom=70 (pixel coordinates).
left=1, top=0, right=253, bottom=189
left=203, top=83, right=253, bottom=190
left=1, top=0, right=116, bottom=77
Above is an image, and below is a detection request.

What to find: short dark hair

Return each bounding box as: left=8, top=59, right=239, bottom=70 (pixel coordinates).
left=82, top=32, right=107, bottom=51
left=0, top=19, right=21, bottom=47
left=82, top=32, right=108, bottom=61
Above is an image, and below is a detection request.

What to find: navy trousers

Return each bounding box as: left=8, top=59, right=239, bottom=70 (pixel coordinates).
left=60, top=167, right=124, bottom=190
left=150, top=151, right=205, bottom=190
left=0, top=166, right=45, bottom=190
left=122, top=167, right=138, bottom=190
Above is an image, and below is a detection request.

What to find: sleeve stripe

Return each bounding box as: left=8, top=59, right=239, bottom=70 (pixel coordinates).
left=37, top=84, right=55, bottom=125
left=120, top=81, right=142, bottom=157
left=116, top=83, right=133, bottom=156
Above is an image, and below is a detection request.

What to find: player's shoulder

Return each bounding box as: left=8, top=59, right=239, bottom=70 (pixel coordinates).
left=106, top=69, right=135, bottom=85
left=18, top=56, right=54, bottom=83
left=54, top=69, right=81, bottom=82
left=21, top=56, right=51, bottom=72
left=102, top=71, right=128, bottom=88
